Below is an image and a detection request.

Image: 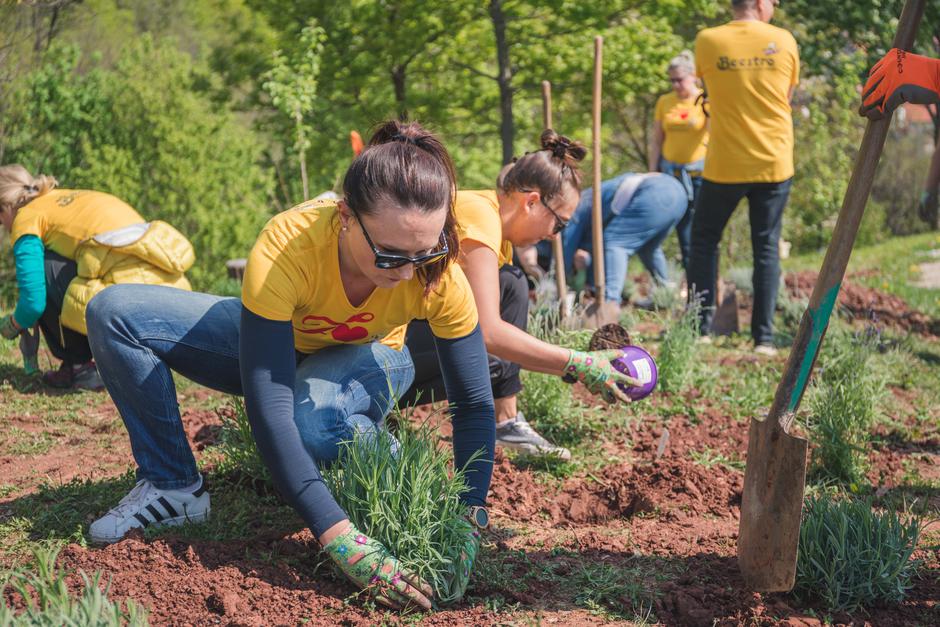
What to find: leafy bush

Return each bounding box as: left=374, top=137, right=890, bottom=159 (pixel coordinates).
left=0, top=545, right=148, bottom=626
left=2, top=39, right=272, bottom=290
left=657, top=300, right=701, bottom=393
left=794, top=495, right=922, bottom=613
left=807, top=328, right=885, bottom=485
left=325, top=420, right=475, bottom=606
left=212, top=399, right=270, bottom=486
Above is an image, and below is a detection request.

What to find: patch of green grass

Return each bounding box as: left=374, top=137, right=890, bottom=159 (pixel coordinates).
left=5, top=428, right=55, bottom=456
left=793, top=495, right=922, bottom=613
left=658, top=300, right=701, bottom=394
left=806, top=327, right=887, bottom=486
left=518, top=371, right=597, bottom=449
left=0, top=544, right=148, bottom=626
left=689, top=448, right=745, bottom=472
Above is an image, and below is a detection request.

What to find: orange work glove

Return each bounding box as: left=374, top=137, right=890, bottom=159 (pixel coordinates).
left=860, top=48, right=940, bottom=120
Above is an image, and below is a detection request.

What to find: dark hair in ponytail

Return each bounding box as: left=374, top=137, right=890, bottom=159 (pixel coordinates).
left=343, top=120, right=459, bottom=294
left=496, top=130, right=587, bottom=201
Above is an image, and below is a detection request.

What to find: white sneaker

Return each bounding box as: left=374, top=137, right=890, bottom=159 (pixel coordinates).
left=90, top=477, right=210, bottom=544
left=496, top=412, right=571, bottom=460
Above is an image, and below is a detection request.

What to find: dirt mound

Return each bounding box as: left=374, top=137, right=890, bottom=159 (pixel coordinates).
left=786, top=271, right=940, bottom=335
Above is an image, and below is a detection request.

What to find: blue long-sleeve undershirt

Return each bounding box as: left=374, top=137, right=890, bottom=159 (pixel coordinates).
left=12, top=235, right=46, bottom=328
left=238, top=306, right=495, bottom=538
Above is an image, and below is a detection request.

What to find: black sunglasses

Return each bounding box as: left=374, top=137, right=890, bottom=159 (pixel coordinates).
left=353, top=212, right=449, bottom=269
left=523, top=190, right=568, bottom=235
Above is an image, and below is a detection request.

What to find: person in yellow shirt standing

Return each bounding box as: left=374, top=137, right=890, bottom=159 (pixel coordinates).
left=0, top=165, right=193, bottom=389
left=402, top=131, right=641, bottom=460
left=650, top=50, right=709, bottom=272
left=689, top=0, right=798, bottom=355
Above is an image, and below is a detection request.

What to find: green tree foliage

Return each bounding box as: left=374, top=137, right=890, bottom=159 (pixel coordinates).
left=2, top=39, right=272, bottom=289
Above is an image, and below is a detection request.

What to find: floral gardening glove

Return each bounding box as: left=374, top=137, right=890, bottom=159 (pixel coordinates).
left=0, top=314, right=20, bottom=340
left=563, top=349, right=642, bottom=404
left=860, top=48, right=940, bottom=120
left=324, top=524, right=434, bottom=610
left=19, top=325, right=40, bottom=375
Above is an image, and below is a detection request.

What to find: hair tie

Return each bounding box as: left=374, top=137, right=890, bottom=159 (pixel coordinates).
left=548, top=138, right=571, bottom=159
left=26, top=184, right=38, bottom=193
left=391, top=133, right=418, bottom=145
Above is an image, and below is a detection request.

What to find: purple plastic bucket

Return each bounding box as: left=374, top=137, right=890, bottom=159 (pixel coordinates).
left=611, top=345, right=658, bottom=401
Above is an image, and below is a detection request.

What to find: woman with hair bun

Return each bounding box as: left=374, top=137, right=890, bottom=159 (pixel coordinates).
left=0, top=165, right=194, bottom=390
left=403, top=130, right=642, bottom=461
left=83, top=120, right=495, bottom=609
left=649, top=50, right=708, bottom=272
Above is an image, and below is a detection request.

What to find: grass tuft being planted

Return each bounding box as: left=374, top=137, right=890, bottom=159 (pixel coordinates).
left=657, top=299, right=701, bottom=393
left=793, top=495, right=922, bottom=613
left=806, top=327, right=886, bottom=486
left=0, top=545, right=148, bottom=626
left=325, top=419, right=476, bottom=606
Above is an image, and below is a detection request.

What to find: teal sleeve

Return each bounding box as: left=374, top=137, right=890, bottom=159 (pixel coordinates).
left=12, top=235, right=47, bottom=328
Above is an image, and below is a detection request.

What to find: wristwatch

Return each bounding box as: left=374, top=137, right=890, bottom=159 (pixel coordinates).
left=467, top=506, right=489, bottom=530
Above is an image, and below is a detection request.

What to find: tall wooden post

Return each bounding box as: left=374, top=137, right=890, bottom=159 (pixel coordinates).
left=542, top=80, right=568, bottom=319
left=591, top=36, right=605, bottom=307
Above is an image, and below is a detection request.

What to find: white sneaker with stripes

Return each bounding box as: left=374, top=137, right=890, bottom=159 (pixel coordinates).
left=89, top=477, right=210, bottom=544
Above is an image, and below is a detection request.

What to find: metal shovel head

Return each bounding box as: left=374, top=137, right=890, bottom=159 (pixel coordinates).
left=737, top=412, right=808, bottom=592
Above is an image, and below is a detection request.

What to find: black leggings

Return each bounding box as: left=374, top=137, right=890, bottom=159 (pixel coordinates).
left=39, top=250, right=93, bottom=364
left=400, top=263, right=528, bottom=406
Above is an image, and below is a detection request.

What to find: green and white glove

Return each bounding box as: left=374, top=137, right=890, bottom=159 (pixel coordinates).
left=19, top=326, right=40, bottom=375
left=563, top=349, right=642, bottom=404
left=443, top=524, right=481, bottom=603
left=324, top=524, right=434, bottom=610
left=1, top=314, right=21, bottom=340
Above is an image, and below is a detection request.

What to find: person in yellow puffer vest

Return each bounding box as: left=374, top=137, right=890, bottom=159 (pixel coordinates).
left=0, top=164, right=194, bottom=390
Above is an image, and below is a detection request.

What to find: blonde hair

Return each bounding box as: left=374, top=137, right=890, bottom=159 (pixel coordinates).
left=0, top=164, right=58, bottom=213
left=668, top=50, right=695, bottom=77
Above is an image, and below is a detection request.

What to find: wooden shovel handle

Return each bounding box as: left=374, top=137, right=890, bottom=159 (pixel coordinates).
left=543, top=80, right=568, bottom=320
left=591, top=36, right=605, bottom=306
left=767, top=0, right=926, bottom=428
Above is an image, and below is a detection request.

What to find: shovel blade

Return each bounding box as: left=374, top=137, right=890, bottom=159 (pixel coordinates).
left=738, top=415, right=808, bottom=592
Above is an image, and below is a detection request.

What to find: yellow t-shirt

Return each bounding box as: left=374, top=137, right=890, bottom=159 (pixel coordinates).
left=11, top=190, right=145, bottom=259
left=242, top=200, right=478, bottom=353
left=695, top=20, right=800, bottom=183
left=654, top=92, right=709, bottom=165
left=454, top=190, right=513, bottom=266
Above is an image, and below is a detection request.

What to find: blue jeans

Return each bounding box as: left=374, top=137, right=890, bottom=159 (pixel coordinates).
left=601, top=175, right=687, bottom=301
left=86, top=285, right=414, bottom=490
left=659, top=158, right=704, bottom=272
left=688, top=178, right=792, bottom=344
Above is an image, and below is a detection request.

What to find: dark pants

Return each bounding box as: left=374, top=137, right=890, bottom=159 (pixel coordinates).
left=400, top=263, right=528, bottom=406
left=676, top=176, right=703, bottom=272
left=687, top=178, right=792, bottom=345
left=39, top=250, right=93, bottom=364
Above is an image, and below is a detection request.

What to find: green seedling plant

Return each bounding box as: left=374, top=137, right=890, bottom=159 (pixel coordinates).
left=0, top=544, right=148, bottom=626
left=324, top=417, right=478, bottom=606
left=806, top=327, right=886, bottom=486
left=793, top=495, right=922, bottom=614
left=213, top=399, right=271, bottom=486
left=657, top=299, right=701, bottom=393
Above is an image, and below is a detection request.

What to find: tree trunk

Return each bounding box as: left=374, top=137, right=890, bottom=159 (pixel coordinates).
left=489, top=0, right=514, bottom=165
left=296, top=114, right=309, bottom=200
left=391, top=65, right=408, bottom=121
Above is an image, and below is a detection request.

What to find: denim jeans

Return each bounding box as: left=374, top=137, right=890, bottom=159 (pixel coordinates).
left=86, top=284, right=414, bottom=490
left=688, top=178, right=792, bottom=344
left=603, top=175, right=687, bottom=302
left=659, top=158, right=704, bottom=272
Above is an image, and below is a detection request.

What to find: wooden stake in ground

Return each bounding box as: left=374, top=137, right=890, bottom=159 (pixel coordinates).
left=737, top=0, right=926, bottom=593
left=591, top=35, right=605, bottom=309
left=542, top=80, right=568, bottom=320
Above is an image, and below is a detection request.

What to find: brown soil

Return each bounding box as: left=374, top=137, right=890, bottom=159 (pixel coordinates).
left=785, top=271, right=940, bottom=336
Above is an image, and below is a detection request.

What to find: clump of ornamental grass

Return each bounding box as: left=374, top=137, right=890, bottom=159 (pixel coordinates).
left=657, top=299, right=701, bottom=393
left=794, top=495, right=922, bottom=613
left=0, top=545, right=148, bottom=626
left=213, top=398, right=271, bottom=487
left=324, top=416, right=478, bottom=606
left=807, top=327, right=886, bottom=486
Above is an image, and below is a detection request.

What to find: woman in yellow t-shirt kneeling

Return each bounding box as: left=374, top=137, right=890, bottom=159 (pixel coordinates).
left=402, top=131, right=641, bottom=461
left=82, top=121, right=496, bottom=609
left=649, top=51, right=708, bottom=273
left=0, top=166, right=193, bottom=390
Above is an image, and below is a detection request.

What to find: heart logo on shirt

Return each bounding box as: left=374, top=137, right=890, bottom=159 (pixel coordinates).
left=296, top=312, right=375, bottom=343
left=679, top=111, right=689, bottom=120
